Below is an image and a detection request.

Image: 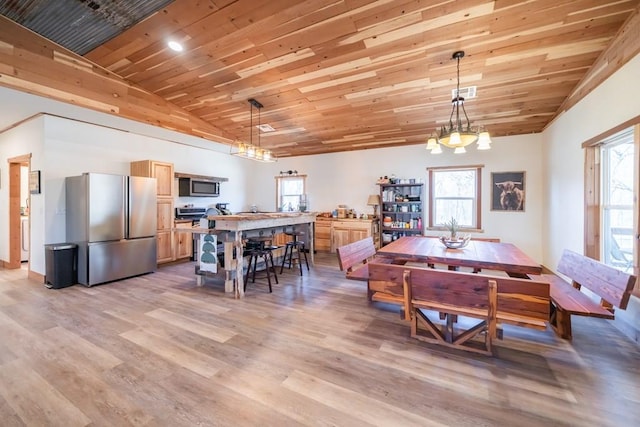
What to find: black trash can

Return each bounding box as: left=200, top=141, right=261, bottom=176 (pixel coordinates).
left=44, top=243, right=78, bottom=289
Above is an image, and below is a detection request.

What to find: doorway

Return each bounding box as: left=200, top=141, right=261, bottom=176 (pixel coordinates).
left=7, top=154, right=31, bottom=270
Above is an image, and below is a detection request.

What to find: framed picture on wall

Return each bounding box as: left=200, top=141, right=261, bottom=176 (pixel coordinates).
left=491, top=171, right=525, bottom=211
left=29, top=170, right=41, bottom=194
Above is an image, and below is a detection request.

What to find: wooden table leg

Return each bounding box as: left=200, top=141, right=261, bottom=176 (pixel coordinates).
left=223, top=239, right=235, bottom=294
left=445, top=314, right=455, bottom=343
left=308, top=221, right=315, bottom=265
left=233, top=233, right=245, bottom=298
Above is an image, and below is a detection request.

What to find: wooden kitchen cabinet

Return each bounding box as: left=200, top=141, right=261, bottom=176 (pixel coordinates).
left=131, top=159, right=175, bottom=264
left=130, top=160, right=174, bottom=197
left=174, top=221, right=193, bottom=260
left=314, top=217, right=379, bottom=253
left=314, top=217, right=332, bottom=252
left=156, top=231, right=174, bottom=264
left=157, top=199, right=173, bottom=232
left=156, top=201, right=175, bottom=263
left=331, top=227, right=350, bottom=252
left=331, top=219, right=377, bottom=253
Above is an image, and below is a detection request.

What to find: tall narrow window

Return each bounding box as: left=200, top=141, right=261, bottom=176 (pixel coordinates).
left=276, top=174, right=306, bottom=212
left=601, top=129, right=635, bottom=272
left=428, top=165, right=482, bottom=230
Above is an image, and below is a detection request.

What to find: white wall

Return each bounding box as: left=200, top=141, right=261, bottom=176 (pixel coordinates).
left=543, top=53, right=640, bottom=267
left=0, top=114, right=253, bottom=275
left=0, top=116, right=45, bottom=268
left=543, top=53, right=640, bottom=340
left=249, top=133, right=545, bottom=261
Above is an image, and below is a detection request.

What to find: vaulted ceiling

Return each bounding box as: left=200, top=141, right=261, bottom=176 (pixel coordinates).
left=1, top=0, right=639, bottom=157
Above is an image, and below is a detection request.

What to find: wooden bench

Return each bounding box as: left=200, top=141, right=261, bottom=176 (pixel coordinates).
left=404, top=266, right=498, bottom=355
left=337, top=237, right=399, bottom=302
left=530, top=249, right=637, bottom=340
left=368, top=262, right=550, bottom=337
left=336, top=237, right=377, bottom=282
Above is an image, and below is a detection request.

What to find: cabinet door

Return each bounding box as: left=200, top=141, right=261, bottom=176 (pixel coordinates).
left=156, top=230, right=174, bottom=263
left=349, top=228, right=370, bottom=243
left=175, top=231, right=193, bottom=259
left=331, top=228, right=350, bottom=253
left=151, top=162, right=174, bottom=197
left=174, top=222, right=193, bottom=260
left=157, top=199, right=173, bottom=231
left=130, top=160, right=174, bottom=197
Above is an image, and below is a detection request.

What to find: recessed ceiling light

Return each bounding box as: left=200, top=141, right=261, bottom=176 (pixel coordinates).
left=168, top=41, right=183, bottom=52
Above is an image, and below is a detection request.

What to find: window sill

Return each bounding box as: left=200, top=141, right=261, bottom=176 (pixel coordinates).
left=427, top=227, right=484, bottom=233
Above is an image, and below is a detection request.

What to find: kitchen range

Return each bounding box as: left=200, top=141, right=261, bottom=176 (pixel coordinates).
left=175, top=206, right=208, bottom=225
left=175, top=205, right=231, bottom=262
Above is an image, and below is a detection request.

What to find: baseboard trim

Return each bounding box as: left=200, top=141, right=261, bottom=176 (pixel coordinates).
left=28, top=269, right=45, bottom=283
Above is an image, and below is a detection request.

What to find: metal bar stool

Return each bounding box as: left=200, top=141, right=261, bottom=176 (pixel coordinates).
left=244, top=235, right=278, bottom=292
left=280, top=229, right=309, bottom=276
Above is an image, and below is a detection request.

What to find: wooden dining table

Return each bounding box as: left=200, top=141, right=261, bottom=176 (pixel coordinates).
left=376, top=236, right=542, bottom=278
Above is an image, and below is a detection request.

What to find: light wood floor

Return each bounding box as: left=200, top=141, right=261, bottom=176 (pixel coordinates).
left=1, top=254, right=639, bottom=427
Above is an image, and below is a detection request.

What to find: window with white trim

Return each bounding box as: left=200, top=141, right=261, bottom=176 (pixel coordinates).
left=601, top=129, right=634, bottom=272
left=276, top=175, right=306, bottom=212
left=428, top=165, right=482, bottom=230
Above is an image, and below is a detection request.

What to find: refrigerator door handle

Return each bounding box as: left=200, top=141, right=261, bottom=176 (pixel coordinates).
left=125, top=178, right=130, bottom=239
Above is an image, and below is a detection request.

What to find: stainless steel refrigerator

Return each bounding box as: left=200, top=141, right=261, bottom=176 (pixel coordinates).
left=66, top=173, right=157, bottom=286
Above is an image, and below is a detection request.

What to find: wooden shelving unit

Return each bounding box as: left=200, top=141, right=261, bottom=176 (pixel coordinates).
left=379, top=182, right=423, bottom=246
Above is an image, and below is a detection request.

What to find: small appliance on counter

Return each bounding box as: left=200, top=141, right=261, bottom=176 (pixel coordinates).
left=215, top=203, right=232, bottom=215
left=199, top=207, right=220, bottom=229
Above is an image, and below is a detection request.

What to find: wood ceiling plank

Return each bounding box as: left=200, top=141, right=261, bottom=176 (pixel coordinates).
left=0, top=15, right=234, bottom=146
left=558, top=5, right=640, bottom=115
left=564, top=1, right=638, bottom=24
left=86, top=0, right=220, bottom=61
left=364, top=2, right=495, bottom=49
left=2, top=0, right=637, bottom=157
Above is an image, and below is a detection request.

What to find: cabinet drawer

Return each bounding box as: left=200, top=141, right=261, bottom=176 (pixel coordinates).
left=315, top=238, right=331, bottom=252
left=332, top=220, right=370, bottom=230
left=316, top=228, right=331, bottom=239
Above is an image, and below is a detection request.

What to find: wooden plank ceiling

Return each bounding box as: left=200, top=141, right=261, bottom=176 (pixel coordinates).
left=2, top=0, right=640, bottom=157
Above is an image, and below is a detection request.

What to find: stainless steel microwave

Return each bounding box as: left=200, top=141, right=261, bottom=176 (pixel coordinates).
left=178, top=177, right=220, bottom=197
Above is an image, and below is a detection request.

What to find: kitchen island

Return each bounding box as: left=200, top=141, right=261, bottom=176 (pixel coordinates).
left=192, top=212, right=317, bottom=298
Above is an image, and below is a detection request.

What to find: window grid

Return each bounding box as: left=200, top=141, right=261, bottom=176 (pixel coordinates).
left=276, top=175, right=306, bottom=212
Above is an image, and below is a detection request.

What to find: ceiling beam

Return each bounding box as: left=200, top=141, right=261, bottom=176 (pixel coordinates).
left=0, top=15, right=234, bottom=146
